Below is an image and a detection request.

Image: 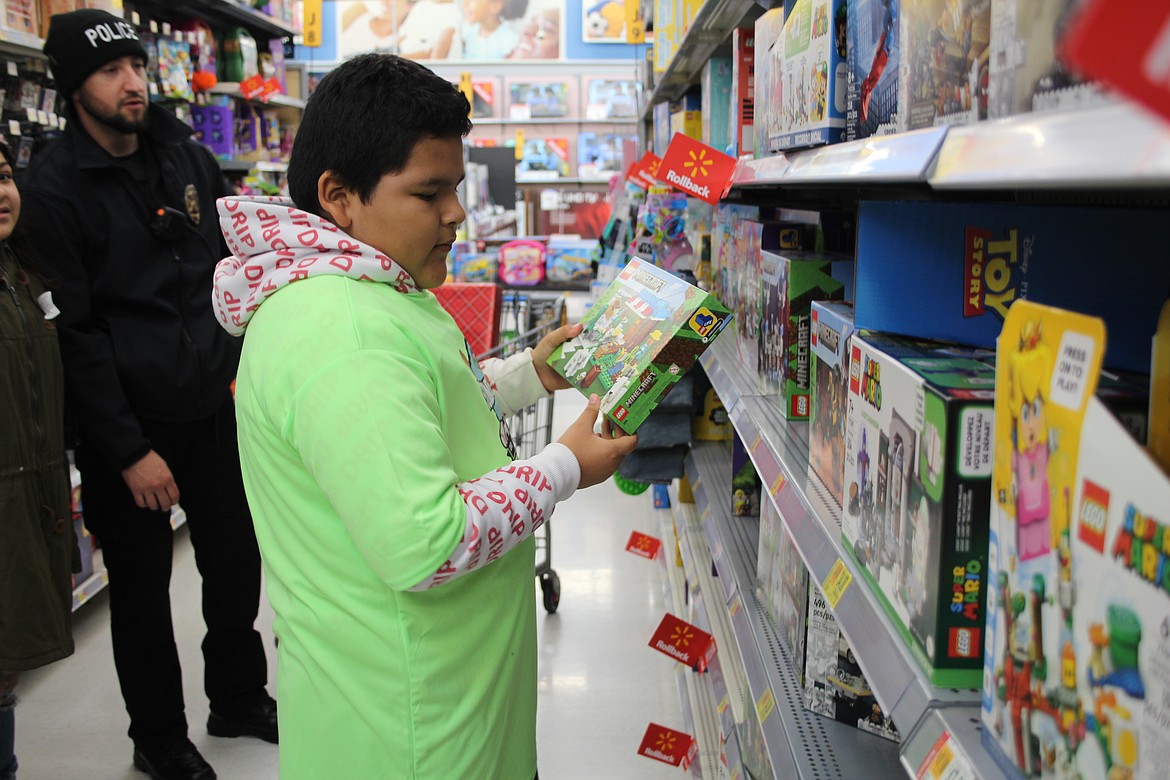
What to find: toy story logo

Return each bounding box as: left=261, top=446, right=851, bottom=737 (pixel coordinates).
left=964, top=226, right=1030, bottom=321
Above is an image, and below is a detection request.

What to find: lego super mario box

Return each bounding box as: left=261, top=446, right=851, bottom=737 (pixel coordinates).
left=983, top=300, right=1170, bottom=780
left=809, top=300, right=855, bottom=507
left=842, top=330, right=996, bottom=687
left=854, top=201, right=1170, bottom=374
left=548, top=258, right=731, bottom=435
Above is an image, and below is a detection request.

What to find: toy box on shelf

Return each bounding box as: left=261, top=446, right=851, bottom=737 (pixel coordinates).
left=732, top=430, right=761, bottom=517
left=461, top=76, right=501, bottom=119
left=754, top=8, right=785, bottom=158
left=854, top=200, right=1170, bottom=374
left=669, top=92, right=702, bottom=141
left=432, top=283, right=502, bottom=358
left=578, top=132, right=634, bottom=181
left=987, top=0, right=1107, bottom=120
left=842, top=330, right=997, bottom=687
left=548, top=258, right=731, bottom=434
left=758, top=501, right=810, bottom=671
left=847, top=0, right=901, bottom=139
left=804, top=580, right=902, bottom=741
left=809, top=300, right=855, bottom=506
left=515, top=137, right=571, bottom=182
left=505, top=77, right=574, bottom=119
left=730, top=26, right=756, bottom=156
left=760, top=250, right=846, bottom=420
left=982, top=300, right=1170, bottom=780
left=701, top=57, right=733, bottom=153
left=774, top=0, right=847, bottom=151
left=582, top=76, right=639, bottom=119
left=3, top=0, right=36, bottom=36
left=900, top=0, right=991, bottom=129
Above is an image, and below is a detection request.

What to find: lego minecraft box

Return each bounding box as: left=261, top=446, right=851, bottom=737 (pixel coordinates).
left=548, top=258, right=731, bottom=434
left=899, top=0, right=991, bottom=129
left=982, top=301, right=1170, bottom=780
left=842, top=330, right=996, bottom=687
left=847, top=0, right=901, bottom=139
left=809, top=300, right=855, bottom=506
left=854, top=200, right=1170, bottom=374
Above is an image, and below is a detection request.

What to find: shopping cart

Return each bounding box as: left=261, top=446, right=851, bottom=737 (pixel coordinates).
left=477, top=291, right=566, bottom=613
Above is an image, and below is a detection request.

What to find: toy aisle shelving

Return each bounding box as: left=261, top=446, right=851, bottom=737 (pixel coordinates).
left=125, top=0, right=298, bottom=39
left=643, top=3, right=1170, bottom=779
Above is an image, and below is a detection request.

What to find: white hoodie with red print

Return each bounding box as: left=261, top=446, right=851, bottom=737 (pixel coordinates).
left=211, top=196, right=580, bottom=590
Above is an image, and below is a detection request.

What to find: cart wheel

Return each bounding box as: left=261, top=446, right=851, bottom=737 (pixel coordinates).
left=540, top=570, right=561, bottom=614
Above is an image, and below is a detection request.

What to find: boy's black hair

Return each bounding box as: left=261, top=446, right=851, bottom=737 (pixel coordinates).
left=502, top=0, right=529, bottom=21
left=288, top=54, right=472, bottom=217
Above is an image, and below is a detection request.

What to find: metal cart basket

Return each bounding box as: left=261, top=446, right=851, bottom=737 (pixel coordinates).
left=477, top=291, right=566, bottom=613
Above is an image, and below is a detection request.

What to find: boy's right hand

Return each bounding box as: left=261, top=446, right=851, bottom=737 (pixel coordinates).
left=557, top=394, right=638, bottom=490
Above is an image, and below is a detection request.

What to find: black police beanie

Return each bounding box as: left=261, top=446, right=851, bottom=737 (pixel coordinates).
left=44, top=9, right=148, bottom=97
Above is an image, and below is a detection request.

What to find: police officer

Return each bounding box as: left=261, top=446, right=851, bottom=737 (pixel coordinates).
left=21, top=11, right=275, bottom=780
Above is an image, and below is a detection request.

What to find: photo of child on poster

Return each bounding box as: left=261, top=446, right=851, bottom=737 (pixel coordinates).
left=337, top=0, right=562, bottom=60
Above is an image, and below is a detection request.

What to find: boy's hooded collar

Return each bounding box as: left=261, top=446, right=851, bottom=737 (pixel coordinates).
left=212, top=195, right=422, bottom=336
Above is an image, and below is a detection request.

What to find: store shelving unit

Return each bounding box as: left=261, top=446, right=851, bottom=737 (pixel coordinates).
left=217, top=159, right=289, bottom=173
left=208, top=82, right=306, bottom=110
left=0, top=27, right=44, bottom=59
left=473, top=118, right=638, bottom=127
left=126, top=0, right=298, bottom=39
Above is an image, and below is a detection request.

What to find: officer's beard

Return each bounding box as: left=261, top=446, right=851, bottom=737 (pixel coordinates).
left=76, top=89, right=150, bottom=135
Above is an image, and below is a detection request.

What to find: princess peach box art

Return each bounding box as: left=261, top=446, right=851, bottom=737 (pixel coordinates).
left=548, top=258, right=731, bottom=435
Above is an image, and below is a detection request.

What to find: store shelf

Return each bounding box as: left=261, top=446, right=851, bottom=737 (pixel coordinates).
left=684, top=444, right=903, bottom=779
left=643, top=0, right=761, bottom=114
left=732, top=127, right=948, bottom=187
left=516, top=177, right=611, bottom=186
left=695, top=334, right=1005, bottom=779
left=72, top=568, right=108, bottom=612
left=473, top=118, right=638, bottom=126
left=217, top=159, right=288, bottom=173
left=207, top=83, right=306, bottom=110
left=128, top=0, right=298, bottom=38
left=928, top=100, right=1170, bottom=189
left=0, top=28, right=45, bottom=59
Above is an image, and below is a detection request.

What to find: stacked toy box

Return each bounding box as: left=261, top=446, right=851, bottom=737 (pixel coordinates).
left=899, top=0, right=991, bottom=129
left=847, top=0, right=901, bottom=139
left=809, top=300, right=855, bottom=505
left=774, top=0, right=847, bottom=150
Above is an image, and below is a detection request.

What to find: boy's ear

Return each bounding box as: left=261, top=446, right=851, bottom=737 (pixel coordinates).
left=317, top=171, right=356, bottom=229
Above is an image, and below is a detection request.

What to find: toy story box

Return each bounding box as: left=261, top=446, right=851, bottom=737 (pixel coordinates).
left=775, top=0, right=848, bottom=150
left=982, top=300, right=1170, bottom=780
left=854, top=201, right=1170, bottom=374
left=760, top=251, right=847, bottom=419
left=809, top=300, right=855, bottom=506
left=548, top=258, right=731, bottom=434
left=900, top=0, right=991, bottom=129
left=842, top=330, right=997, bottom=686
left=847, top=0, right=901, bottom=140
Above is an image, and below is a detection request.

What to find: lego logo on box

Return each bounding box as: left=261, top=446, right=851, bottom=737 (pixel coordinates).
left=792, top=394, right=809, bottom=418
left=849, top=345, right=862, bottom=395
left=1077, top=479, right=1110, bottom=554
left=948, top=626, right=980, bottom=659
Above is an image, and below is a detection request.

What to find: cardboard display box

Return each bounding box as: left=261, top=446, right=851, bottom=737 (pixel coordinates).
left=983, top=300, right=1170, bottom=780
left=548, top=258, right=731, bottom=434
left=809, top=300, right=855, bottom=506
left=899, top=0, right=991, bottom=129
left=842, top=330, right=997, bottom=687
left=854, top=201, right=1170, bottom=374
left=847, top=0, right=902, bottom=139
left=774, top=0, right=848, bottom=150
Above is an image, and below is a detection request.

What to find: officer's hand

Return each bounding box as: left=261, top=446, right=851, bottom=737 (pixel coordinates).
left=122, top=450, right=180, bottom=512
left=557, top=394, right=638, bottom=489
left=533, top=322, right=584, bottom=392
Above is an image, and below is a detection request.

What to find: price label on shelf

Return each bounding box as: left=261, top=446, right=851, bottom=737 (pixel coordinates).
left=7, top=62, right=17, bottom=77
left=8, top=120, right=20, bottom=136
left=728, top=594, right=743, bottom=617
left=821, top=558, right=853, bottom=609
left=37, top=110, right=48, bottom=126
left=755, top=687, right=776, bottom=725
left=770, top=472, right=786, bottom=497
left=916, top=731, right=976, bottom=780
left=751, top=433, right=762, bottom=452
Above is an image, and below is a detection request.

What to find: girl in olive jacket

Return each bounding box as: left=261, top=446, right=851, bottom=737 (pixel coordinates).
left=0, top=140, right=75, bottom=780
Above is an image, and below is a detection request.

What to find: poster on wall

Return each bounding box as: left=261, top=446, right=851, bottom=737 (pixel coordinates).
left=337, top=0, right=562, bottom=61
left=581, top=0, right=631, bottom=43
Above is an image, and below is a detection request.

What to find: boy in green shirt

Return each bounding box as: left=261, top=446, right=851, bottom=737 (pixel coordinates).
left=211, top=54, right=636, bottom=779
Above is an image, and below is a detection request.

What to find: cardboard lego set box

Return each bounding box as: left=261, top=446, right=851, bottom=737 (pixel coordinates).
left=701, top=57, right=734, bottom=153
left=982, top=300, right=1170, bottom=780
left=732, top=430, right=761, bottom=517
left=774, top=0, right=847, bottom=150
left=846, top=0, right=901, bottom=139
left=842, top=330, right=997, bottom=687
left=548, top=258, right=731, bottom=434
left=730, top=26, right=756, bottom=156
left=760, top=251, right=846, bottom=419
left=900, top=0, right=991, bottom=129
left=754, top=8, right=786, bottom=157
left=804, top=580, right=901, bottom=742
left=854, top=201, right=1170, bottom=374
left=809, top=300, right=855, bottom=506
left=988, top=0, right=1107, bottom=120
left=758, top=501, right=810, bottom=673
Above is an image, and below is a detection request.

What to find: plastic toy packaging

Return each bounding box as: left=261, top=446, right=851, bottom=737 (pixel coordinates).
left=545, top=238, right=595, bottom=283
left=220, top=27, right=259, bottom=83
left=635, top=191, right=693, bottom=271
left=498, top=240, right=546, bottom=286
left=157, top=37, right=194, bottom=102
left=452, top=251, right=499, bottom=283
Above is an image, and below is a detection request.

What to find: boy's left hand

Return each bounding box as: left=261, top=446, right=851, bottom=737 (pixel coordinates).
left=533, top=322, right=584, bottom=392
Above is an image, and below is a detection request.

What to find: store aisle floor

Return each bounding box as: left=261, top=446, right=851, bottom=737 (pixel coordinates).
left=15, top=389, right=683, bottom=779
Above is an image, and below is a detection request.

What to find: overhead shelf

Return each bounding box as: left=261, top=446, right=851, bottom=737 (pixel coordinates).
left=642, top=0, right=760, bottom=117
left=217, top=159, right=288, bottom=173
left=0, top=28, right=45, bottom=59
left=128, top=0, right=298, bottom=38
left=207, top=83, right=306, bottom=110
left=683, top=445, right=903, bottom=779
left=695, top=333, right=1000, bottom=779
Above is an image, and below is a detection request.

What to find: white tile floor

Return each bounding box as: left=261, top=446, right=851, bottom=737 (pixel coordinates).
left=14, top=390, right=685, bottom=779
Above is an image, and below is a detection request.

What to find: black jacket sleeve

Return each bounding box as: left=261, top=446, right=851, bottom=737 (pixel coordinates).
left=19, top=187, right=152, bottom=470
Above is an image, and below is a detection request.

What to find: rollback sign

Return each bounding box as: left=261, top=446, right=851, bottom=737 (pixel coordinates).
left=655, top=133, right=738, bottom=205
